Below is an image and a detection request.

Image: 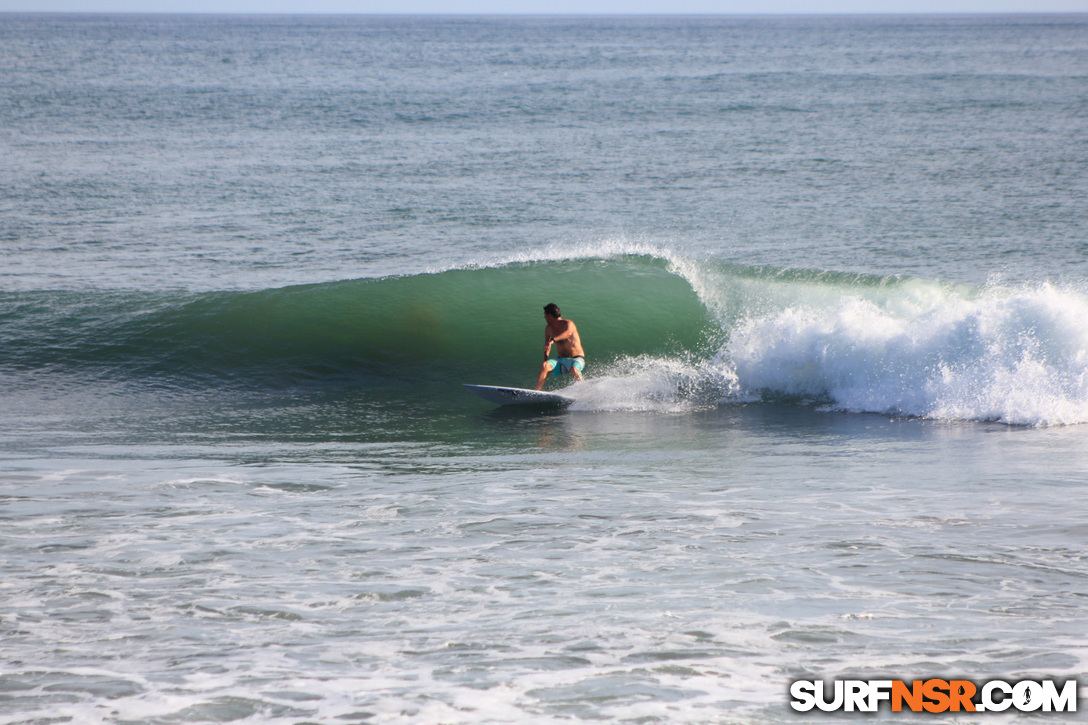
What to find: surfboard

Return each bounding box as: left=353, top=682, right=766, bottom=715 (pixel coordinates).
left=463, top=384, right=574, bottom=407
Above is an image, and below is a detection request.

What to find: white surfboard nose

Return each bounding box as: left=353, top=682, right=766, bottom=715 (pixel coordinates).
left=463, top=384, right=574, bottom=407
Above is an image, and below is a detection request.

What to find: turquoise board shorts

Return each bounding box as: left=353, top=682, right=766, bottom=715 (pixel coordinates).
left=547, top=356, right=585, bottom=377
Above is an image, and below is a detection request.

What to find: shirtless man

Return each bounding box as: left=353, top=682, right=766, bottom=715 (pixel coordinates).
left=535, top=302, right=585, bottom=390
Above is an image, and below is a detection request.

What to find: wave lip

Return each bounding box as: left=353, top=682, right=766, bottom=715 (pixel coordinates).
left=723, top=282, right=1088, bottom=426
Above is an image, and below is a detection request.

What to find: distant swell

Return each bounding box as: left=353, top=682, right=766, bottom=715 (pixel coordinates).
left=2, top=252, right=1087, bottom=426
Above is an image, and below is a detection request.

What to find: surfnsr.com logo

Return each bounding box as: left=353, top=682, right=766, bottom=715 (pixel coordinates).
left=790, top=679, right=1078, bottom=713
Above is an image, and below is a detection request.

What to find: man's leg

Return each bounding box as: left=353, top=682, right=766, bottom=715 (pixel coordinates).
left=536, top=360, right=554, bottom=390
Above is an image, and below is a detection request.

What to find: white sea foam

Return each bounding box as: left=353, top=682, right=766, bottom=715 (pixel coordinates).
left=566, top=356, right=747, bottom=413
left=719, top=281, right=1088, bottom=426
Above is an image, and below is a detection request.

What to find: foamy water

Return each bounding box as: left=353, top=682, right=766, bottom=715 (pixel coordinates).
left=722, top=281, right=1088, bottom=426
left=5, top=421, right=1087, bottom=724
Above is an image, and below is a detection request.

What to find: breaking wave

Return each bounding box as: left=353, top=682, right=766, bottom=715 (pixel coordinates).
left=2, top=250, right=1086, bottom=425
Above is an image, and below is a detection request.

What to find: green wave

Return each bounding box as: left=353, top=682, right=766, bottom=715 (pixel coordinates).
left=0, top=255, right=713, bottom=387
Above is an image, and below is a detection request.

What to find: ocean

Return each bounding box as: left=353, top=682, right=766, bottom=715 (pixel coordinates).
left=2, top=12, right=1087, bottom=724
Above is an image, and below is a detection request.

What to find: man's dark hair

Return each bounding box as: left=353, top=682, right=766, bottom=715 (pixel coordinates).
left=543, top=303, right=561, bottom=318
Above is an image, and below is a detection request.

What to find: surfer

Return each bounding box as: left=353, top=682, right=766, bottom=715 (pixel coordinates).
left=536, top=302, right=585, bottom=390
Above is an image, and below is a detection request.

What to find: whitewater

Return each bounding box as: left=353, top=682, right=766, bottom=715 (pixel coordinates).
left=2, top=13, right=1087, bottom=725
